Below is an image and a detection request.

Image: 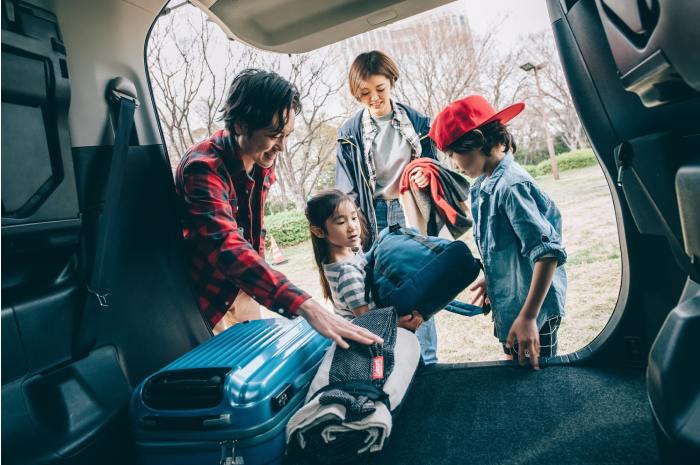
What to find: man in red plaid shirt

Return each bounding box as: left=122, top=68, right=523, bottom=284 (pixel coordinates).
left=176, top=69, right=381, bottom=348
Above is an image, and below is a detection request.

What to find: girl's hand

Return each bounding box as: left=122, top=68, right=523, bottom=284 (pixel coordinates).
left=409, top=167, right=430, bottom=189
left=468, top=273, right=490, bottom=312
left=351, top=305, right=370, bottom=317
left=505, top=314, right=540, bottom=370
left=398, top=311, right=424, bottom=332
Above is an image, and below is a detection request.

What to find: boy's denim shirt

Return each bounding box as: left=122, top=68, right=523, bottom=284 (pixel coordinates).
left=470, top=153, right=567, bottom=342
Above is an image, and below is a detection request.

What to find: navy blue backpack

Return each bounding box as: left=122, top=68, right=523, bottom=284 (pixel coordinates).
left=364, top=225, right=485, bottom=320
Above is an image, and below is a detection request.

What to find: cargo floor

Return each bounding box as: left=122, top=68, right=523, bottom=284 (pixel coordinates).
left=373, top=365, right=659, bottom=465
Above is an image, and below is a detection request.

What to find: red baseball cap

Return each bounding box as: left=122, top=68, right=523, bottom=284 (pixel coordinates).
left=429, top=95, right=525, bottom=151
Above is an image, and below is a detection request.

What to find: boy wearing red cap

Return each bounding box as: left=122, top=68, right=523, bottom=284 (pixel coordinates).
left=430, top=96, right=568, bottom=369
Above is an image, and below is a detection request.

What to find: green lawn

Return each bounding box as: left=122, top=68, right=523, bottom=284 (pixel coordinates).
left=270, top=164, right=622, bottom=363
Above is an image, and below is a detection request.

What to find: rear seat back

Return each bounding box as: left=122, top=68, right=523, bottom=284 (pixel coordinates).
left=73, top=140, right=212, bottom=386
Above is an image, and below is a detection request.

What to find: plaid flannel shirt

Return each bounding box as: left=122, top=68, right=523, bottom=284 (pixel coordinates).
left=361, top=100, right=423, bottom=192
left=175, top=129, right=310, bottom=327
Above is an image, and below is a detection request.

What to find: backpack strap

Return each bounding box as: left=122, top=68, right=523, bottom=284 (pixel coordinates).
left=364, top=251, right=375, bottom=305
left=444, top=299, right=486, bottom=317
left=394, top=225, right=446, bottom=254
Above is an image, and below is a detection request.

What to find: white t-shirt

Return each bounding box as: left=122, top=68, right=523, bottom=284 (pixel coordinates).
left=372, top=112, right=412, bottom=200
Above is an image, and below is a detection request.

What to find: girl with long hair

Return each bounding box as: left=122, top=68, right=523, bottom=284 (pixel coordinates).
left=305, top=189, right=422, bottom=329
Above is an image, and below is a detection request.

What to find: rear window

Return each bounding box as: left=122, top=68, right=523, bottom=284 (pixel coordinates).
left=147, top=0, right=621, bottom=363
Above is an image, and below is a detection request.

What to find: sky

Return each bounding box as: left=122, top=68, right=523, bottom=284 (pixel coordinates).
left=152, top=0, right=556, bottom=133
left=452, top=0, right=552, bottom=49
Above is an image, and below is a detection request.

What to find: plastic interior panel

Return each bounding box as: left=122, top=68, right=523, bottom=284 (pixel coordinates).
left=1, top=0, right=80, bottom=228
left=11, top=285, right=78, bottom=375
left=1, top=0, right=82, bottom=337
left=647, top=293, right=700, bottom=458
left=561, top=3, right=700, bottom=142
left=72, top=144, right=212, bottom=386
left=1, top=307, right=28, bottom=384
left=546, top=0, right=692, bottom=366
left=1, top=53, right=54, bottom=212
left=675, top=156, right=700, bottom=260
left=2, top=345, right=133, bottom=464
left=615, top=133, right=686, bottom=239
left=1, top=2, right=207, bottom=465
left=207, top=0, right=452, bottom=53
left=596, top=0, right=700, bottom=106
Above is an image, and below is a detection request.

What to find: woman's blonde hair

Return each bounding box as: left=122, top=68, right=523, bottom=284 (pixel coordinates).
left=348, top=50, right=400, bottom=100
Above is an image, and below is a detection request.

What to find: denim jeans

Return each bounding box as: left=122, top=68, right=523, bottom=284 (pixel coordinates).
left=374, top=198, right=439, bottom=364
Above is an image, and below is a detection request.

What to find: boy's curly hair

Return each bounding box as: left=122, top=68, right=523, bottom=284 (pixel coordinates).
left=447, top=120, right=517, bottom=156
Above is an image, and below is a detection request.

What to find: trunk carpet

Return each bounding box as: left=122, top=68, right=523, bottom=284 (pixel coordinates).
left=372, top=365, right=659, bottom=465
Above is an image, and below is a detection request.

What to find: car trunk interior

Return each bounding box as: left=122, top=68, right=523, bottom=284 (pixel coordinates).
left=2, top=0, right=698, bottom=464
left=375, top=365, right=656, bottom=464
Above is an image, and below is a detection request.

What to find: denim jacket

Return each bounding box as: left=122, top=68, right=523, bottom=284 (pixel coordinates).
left=470, top=153, right=567, bottom=341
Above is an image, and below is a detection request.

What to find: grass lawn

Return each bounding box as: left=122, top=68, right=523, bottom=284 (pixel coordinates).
left=268, top=164, right=622, bottom=363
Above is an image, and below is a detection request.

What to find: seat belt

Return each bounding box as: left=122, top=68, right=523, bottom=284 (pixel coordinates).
left=616, top=142, right=700, bottom=283
left=73, top=78, right=139, bottom=358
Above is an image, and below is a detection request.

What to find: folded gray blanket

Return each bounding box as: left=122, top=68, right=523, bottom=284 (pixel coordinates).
left=287, top=308, right=420, bottom=464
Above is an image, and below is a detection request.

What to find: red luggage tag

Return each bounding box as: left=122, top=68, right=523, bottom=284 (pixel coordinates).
left=372, top=356, right=384, bottom=380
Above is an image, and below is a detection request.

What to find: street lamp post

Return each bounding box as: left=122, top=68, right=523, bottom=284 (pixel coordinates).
left=520, top=62, right=560, bottom=180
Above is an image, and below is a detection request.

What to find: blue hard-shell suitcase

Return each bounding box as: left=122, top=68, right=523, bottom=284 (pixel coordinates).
left=130, top=318, right=330, bottom=465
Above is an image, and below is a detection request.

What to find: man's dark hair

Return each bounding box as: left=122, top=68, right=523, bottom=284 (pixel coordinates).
left=220, top=69, right=301, bottom=136
left=447, top=120, right=517, bottom=156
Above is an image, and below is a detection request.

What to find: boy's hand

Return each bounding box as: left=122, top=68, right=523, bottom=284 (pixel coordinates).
left=398, top=311, right=424, bottom=332
left=505, top=314, right=540, bottom=370
left=409, top=167, right=430, bottom=189
left=468, top=273, right=490, bottom=313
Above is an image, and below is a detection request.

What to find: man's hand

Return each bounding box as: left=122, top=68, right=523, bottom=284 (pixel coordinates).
left=298, top=299, right=383, bottom=349
left=409, top=167, right=430, bottom=189
left=468, top=273, right=491, bottom=313
left=398, top=311, right=424, bottom=332
left=505, top=314, right=540, bottom=370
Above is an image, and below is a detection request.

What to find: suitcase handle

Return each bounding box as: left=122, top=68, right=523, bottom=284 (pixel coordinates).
left=203, top=414, right=232, bottom=427
left=140, top=413, right=232, bottom=429
left=142, top=368, right=230, bottom=409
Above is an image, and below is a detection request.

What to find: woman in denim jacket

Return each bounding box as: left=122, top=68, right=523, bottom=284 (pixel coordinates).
left=430, top=96, right=567, bottom=369
left=335, top=50, right=440, bottom=364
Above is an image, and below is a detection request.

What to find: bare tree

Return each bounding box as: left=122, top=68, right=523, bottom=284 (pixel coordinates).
left=148, top=6, right=256, bottom=167
left=390, top=27, right=493, bottom=119
left=148, top=11, right=206, bottom=163
left=517, top=31, right=588, bottom=152
left=262, top=51, right=346, bottom=209
left=194, top=44, right=259, bottom=136
left=508, top=108, right=549, bottom=165
left=149, top=5, right=342, bottom=203
left=480, top=47, right=529, bottom=110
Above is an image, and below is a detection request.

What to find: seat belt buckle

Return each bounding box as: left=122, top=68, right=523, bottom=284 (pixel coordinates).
left=86, top=285, right=111, bottom=309
left=108, top=76, right=140, bottom=107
